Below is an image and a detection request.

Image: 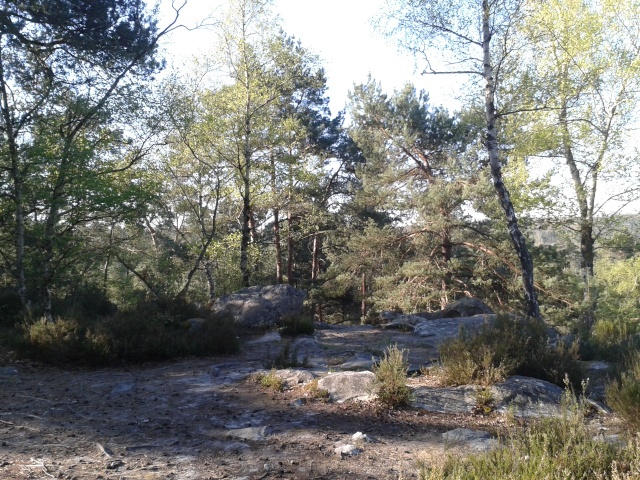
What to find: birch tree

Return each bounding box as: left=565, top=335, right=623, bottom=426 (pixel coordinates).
left=380, top=0, right=541, bottom=318
left=510, top=0, right=640, bottom=327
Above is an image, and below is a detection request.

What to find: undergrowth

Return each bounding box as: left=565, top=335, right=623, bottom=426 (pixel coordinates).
left=372, top=344, right=412, bottom=407
left=606, top=353, right=640, bottom=433
left=265, top=342, right=307, bottom=369
left=7, top=299, right=239, bottom=365
left=418, top=388, right=640, bottom=479
left=435, top=314, right=581, bottom=388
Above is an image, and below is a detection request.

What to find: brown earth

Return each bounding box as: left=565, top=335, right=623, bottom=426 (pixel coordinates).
left=0, top=325, right=591, bottom=480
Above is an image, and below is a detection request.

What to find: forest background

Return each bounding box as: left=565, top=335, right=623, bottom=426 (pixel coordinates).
left=1, top=0, right=640, bottom=363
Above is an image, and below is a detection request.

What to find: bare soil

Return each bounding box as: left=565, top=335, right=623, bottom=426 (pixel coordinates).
left=0, top=327, right=533, bottom=480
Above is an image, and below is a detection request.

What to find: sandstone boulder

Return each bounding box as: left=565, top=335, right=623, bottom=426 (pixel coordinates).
left=213, top=284, right=306, bottom=328
left=317, top=371, right=375, bottom=403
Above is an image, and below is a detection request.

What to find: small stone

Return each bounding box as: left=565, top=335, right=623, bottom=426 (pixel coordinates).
left=0, top=367, right=18, bottom=377
left=351, top=432, right=373, bottom=443
left=335, top=444, right=362, bottom=457
left=106, top=459, right=124, bottom=470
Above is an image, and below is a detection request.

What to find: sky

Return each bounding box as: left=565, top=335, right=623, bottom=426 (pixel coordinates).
left=158, top=0, right=463, bottom=115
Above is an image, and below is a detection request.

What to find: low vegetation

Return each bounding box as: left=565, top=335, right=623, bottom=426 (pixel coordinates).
left=419, top=391, right=640, bottom=480
left=373, top=344, right=412, bottom=407
left=435, top=314, right=581, bottom=388
left=278, top=313, right=315, bottom=336
left=606, top=353, right=640, bottom=433
left=256, top=369, right=286, bottom=392
left=6, top=299, right=239, bottom=365
left=265, top=342, right=307, bottom=369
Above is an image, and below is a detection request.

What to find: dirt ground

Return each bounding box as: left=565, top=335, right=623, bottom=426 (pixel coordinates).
left=0, top=328, right=529, bottom=480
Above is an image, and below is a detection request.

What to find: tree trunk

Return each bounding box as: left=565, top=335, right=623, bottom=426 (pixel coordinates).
left=0, top=56, right=27, bottom=306
left=440, top=228, right=452, bottom=309
left=361, top=272, right=367, bottom=322
left=273, top=208, right=283, bottom=283
left=482, top=0, right=540, bottom=319
left=287, top=209, right=294, bottom=286
left=204, top=259, right=217, bottom=301
left=311, top=232, right=322, bottom=319
left=560, top=100, right=597, bottom=327
left=240, top=113, right=252, bottom=287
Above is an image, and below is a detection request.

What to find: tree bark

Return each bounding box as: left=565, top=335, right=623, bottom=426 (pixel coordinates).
left=204, top=259, right=217, bottom=301
left=286, top=208, right=294, bottom=285
left=0, top=54, right=27, bottom=306
left=440, top=227, right=452, bottom=309
left=482, top=0, right=540, bottom=319
left=560, top=100, right=597, bottom=326
left=273, top=208, right=283, bottom=283
left=240, top=114, right=252, bottom=287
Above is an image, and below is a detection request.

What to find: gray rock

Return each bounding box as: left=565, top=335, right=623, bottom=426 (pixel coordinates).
left=0, top=366, right=18, bottom=377
left=579, top=360, right=613, bottom=401
left=442, top=298, right=494, bottom=318
left=412, top=385, right=478, bottom=414
left=351, top=432, right=375, bottom=443
left=379, top=312, right=425, bottom=327
left=184, top=317, right=206, bottom=333
left=340, top=352, right=378, bottom=371
left=110, top=381, right=135, bottom=396
left=416, top=298, right=494, bottom=321
left=317, top=371, right=375, bottom=403
left=491, top=376, right=564, bottom=418
left=335, top=444, right=362, bottom=457
left=378, top=321, right=414, bottom=331
left=413, top=315, right=495, bottom=340
left=247, top=332, right=282, bottom=344
left=213, top=284, right=306, bottom=328
left=272, top=368, right=316, bottom=387
left=442, top=428, right=497, bottom=452
left=227, top=426, right=271, bottom=441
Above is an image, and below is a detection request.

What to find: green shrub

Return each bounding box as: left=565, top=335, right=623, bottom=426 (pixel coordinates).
left=266, top=342, right=306, bottom=369
left=19, top=317, right=92, bottom=364
left=418, top=391, right=640, bottom=479
left=257, top=369, right=286, bottom=392
left=437, top=341, right=513, bottom=386
left=305, top=378, right=330, bottom=402
left=10, top=306, right=239, bottom=365
left=606, top=353, right=640, bottom=433
left=436, top=314, right=581, bottom=388
left=373, top=344, right=412, bottom=407
left=278, top=313, right=315, bottom=336
left=587, top=319, right=640, bottom=363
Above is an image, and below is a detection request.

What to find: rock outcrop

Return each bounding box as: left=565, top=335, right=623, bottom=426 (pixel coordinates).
left=212, top=284, right=306, bottom=328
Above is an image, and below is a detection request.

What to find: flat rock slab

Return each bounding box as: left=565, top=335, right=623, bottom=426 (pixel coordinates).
left=412, top=385, right=478, bottom=414
left=442, top=428, right=498, bottom=452
left=491, top=376, right=564, bottom=418
left=0, top=366, right=18, bottom=377
left=340, top=352, right=378, bottom=371
left=318, top=371, right=375, bottom=403
left=271, top=368, right=316, bottom=388
left=413, top=315, right=496, bottom=340
left=227, top=426, right=271, bottom=441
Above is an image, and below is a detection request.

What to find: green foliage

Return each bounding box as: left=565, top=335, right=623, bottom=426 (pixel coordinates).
left=419, top=395, right=640, bottom=479
left=266, top=342, right=306, bottom=369
left=606, top=354, right=640, bottom=433
left=304, top=378, right=331, bottom=402
left=436, top=315, right=581, bottom=388
left=257, top=369, right=286, bottom=392
left=372, top=344, right=412, bottom=407
left=278, top=313, right=315, bottom=336
left=587, top=256, right=640, bottom=361
left=10, top=302, right=239, bottom=365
